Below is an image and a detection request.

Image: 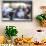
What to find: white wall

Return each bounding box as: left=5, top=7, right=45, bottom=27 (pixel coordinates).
left=0, top=0, right=46, bottom=38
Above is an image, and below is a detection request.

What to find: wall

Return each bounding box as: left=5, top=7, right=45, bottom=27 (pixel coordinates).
left=0, top=0, right=46, bottom=38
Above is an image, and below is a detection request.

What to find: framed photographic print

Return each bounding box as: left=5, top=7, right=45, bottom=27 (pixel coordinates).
left=2, top=0, right=32, bottom=21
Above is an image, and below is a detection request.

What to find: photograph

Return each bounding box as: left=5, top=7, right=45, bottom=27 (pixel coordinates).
left=2, top=1, right=32, bottom=21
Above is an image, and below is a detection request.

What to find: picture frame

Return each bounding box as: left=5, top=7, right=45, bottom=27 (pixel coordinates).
left=2, top=0, right=32, bottom=21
